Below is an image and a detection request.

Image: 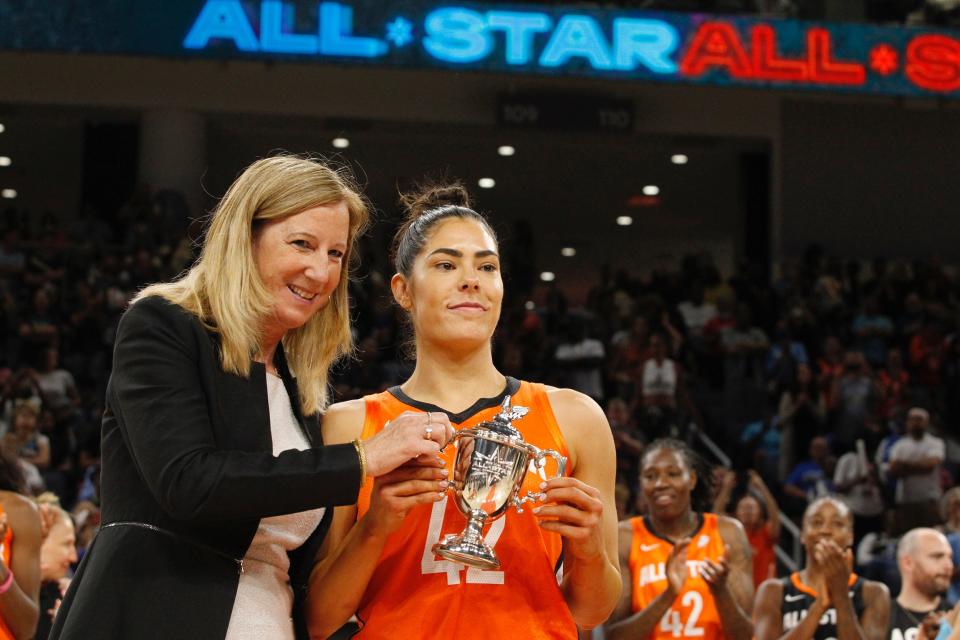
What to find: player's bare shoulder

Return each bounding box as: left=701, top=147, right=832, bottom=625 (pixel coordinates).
left=321, top=398, right=367, bottom=444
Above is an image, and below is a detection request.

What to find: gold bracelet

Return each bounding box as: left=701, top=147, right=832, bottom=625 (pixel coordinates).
left=353, top=438, right=367, bottom=483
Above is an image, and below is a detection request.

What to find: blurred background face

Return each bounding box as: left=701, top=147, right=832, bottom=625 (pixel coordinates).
left=801, top=499, right=853, bottom=551
left=640, top=448, right=696, bottom=521
left=40, top=515, right=77, bottom=582
left=13, top=409, right=37, bottom=436
left=904, top=531, right=953, bottom=596
left=734, top=494, right=763, bottom=530
left=606, top=398, right=629, bottom=426
left=906, top=410, right=928, bottom=438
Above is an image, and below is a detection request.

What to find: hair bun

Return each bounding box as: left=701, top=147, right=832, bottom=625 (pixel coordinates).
left=400, top=182, right=471, bottom=220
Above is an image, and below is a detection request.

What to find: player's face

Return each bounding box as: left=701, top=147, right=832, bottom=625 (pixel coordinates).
left=908, top=532, right=954, bottom=596
left=800, top=500, right=853, bottom=552
left=394, top=218, right=503, bottom=353
left=640, top=448, right=696, bottom=521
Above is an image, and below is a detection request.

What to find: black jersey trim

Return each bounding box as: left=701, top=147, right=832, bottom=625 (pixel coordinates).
left=387, top=377, right=522, bottom=425
left=642, top=512, right=705, bottom=545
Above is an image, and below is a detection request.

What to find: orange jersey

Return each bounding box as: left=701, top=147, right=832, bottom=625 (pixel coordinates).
left=355, top=379, right=576, bottom=639
left=628, top=513, right=727, bottom=640
left=0, top=504, right=13, bottom=640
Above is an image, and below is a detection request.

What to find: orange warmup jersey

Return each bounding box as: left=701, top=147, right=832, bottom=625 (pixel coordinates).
left=0, top=505, right=14, bottom=640
left=354, top=379, right=577, bottom=639
left=628, top=513, right=727, bottom=640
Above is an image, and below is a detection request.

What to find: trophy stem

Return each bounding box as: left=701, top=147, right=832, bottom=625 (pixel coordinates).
left=432, top=511, right=501, bottom=570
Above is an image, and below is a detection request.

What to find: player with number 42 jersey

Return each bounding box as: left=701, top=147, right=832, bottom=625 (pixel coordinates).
left=303, top=187, right=621, bottom=640
left=605, top=441, right=755, bottom=640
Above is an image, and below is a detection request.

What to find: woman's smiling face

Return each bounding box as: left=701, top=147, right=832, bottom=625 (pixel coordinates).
left=254, top=202, right=349, bottom=343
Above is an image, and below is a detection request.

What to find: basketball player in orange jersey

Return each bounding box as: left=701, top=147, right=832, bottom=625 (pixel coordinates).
left=753, top=496, right=889, bottom=640
left=305, top=184, right=620, bottom=639
left=606, top=439, right=754, bottom=639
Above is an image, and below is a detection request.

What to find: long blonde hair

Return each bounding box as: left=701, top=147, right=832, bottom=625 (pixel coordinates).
left=136, top=154, right=370, bottom=414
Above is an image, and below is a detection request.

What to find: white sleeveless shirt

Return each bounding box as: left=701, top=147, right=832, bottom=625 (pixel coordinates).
left=224, top=373, right=326, bottom=640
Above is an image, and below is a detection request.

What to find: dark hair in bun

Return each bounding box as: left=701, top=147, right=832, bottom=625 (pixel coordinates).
left=392, top=181, right=497, bottom=277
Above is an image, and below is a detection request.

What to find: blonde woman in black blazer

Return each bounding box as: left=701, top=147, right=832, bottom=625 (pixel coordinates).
left=49, top=156, right=453, bottom=640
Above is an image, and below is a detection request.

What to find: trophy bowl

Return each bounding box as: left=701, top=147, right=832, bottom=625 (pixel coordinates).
left=432, top=396, right=566, bottom=570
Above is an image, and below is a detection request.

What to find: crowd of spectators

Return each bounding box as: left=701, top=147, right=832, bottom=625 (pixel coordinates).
left=3, top=187, right=960, bottom=618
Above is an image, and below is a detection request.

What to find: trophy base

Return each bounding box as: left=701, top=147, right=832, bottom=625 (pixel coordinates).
left=432, top=534, right=501, bottom=570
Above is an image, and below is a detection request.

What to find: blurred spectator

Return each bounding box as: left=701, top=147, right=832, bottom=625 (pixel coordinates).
left=857, top=510, right=900, bottom=592
left=830, top=350, right=879, bottom=454
left=34, top=494, right=76, bottom=640
left=4, top=403, right=50, bottom=474
left=833, top=439, right=884, bottom=548
left=34, top=348, right=79, bottom=422
left=553, top=315, right=605, bottom=403
left=607, top=398, right=644, bottom=493
left=877, top=349, right=910, bottom=421
left=720, top=303, right=769, bottom=427
left=712, top=468, right=780, bottom=588
left=765, top=324, right=809, bottom=395
left=677, top=282, right=716, bottom=343
left=816, top=335, right=844, bottom=408
left=783, top=436, right=834, bottom=517
left=778, top=362, right=826, bottom=480
left=636, top=333, right=691, bottom=440
left=851, top=296, right=894, bottom=368
left=889, top=407, right=945, bottom=534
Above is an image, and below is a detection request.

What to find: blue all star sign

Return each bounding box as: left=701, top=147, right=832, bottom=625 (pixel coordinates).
left=5, top=0, right=960, bottom=98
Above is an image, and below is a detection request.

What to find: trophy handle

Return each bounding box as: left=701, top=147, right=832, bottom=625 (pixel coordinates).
left=512, top=448, right=567, bottom=513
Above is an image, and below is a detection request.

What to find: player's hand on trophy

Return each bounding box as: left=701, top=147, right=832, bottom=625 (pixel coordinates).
left=364, top=410, right=455, bottom=477
left=533, top=477, right=605, bottom=561
left=363, top=458, right=448, bottom=538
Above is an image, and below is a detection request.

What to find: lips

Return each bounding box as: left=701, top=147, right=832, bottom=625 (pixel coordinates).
left=449, top=301, right=487, bottom=311
left=288, top=284, right=317, bottom=301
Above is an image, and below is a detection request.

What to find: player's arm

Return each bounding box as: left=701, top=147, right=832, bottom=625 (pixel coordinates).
left=0, top=496, right=41, bottom=640
left=705, top=516, right=754, bottom=640
left=603, top=522, right=638, bottom=635
left=606, top=538, right=690, bottom=639
left=854, top=580, right=891, bottom=640
left=542, top=388, right=621, bottom=629
left=306, top=402, right=447, bottom=639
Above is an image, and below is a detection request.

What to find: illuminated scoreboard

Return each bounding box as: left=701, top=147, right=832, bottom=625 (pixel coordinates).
left=4, top=1, right=960, bottom=97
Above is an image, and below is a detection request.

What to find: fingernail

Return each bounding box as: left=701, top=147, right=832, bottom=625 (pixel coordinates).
left=539, top=482, right=547, bottom=490
left=438, top=481, right=448, bottom=490
left=539, top=493, right=547, bottom=502
left=435, top=493, right=444, bottom=501
left=532, top=506, right=541, bottom=514
left=440, top=469, right=449, bottom=477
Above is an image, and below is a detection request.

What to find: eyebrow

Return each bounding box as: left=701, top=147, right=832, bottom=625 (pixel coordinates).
left=427, top=248, right=499, bottom=259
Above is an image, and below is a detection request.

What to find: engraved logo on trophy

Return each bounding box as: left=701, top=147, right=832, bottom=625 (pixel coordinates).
left=432, top=395, right=567, bottom=570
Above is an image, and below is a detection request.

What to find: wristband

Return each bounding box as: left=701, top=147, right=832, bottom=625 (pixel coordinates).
left=352, top=439, right=367, bottom=483
left=0, top=569, right=14, bottom=594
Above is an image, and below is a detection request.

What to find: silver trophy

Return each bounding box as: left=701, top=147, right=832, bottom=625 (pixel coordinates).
left=432, top=395, right=567, bottom=570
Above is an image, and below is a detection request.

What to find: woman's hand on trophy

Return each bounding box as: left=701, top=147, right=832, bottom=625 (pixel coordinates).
left=532, top=477, right=605, bottom=561
left=362, top=458, right=449, bottom=539
left=364, top=411, right=455, bottom=477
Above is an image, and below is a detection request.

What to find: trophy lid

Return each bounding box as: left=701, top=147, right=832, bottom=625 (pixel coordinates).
left=482, top=395, right=528, bottom=438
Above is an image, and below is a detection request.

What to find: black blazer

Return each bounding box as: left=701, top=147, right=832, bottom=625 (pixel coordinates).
left=50, top=296, right=362, bottom=639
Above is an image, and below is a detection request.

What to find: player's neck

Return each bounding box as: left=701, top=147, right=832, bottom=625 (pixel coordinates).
left=897, top=583, right=941, bottom=613
left=652, top=510, right=699, bottom=542
left=403, top=345, right=505, bottom=415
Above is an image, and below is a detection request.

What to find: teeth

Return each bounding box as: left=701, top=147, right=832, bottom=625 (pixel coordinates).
left=288, top=285, right=316, bottom=301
